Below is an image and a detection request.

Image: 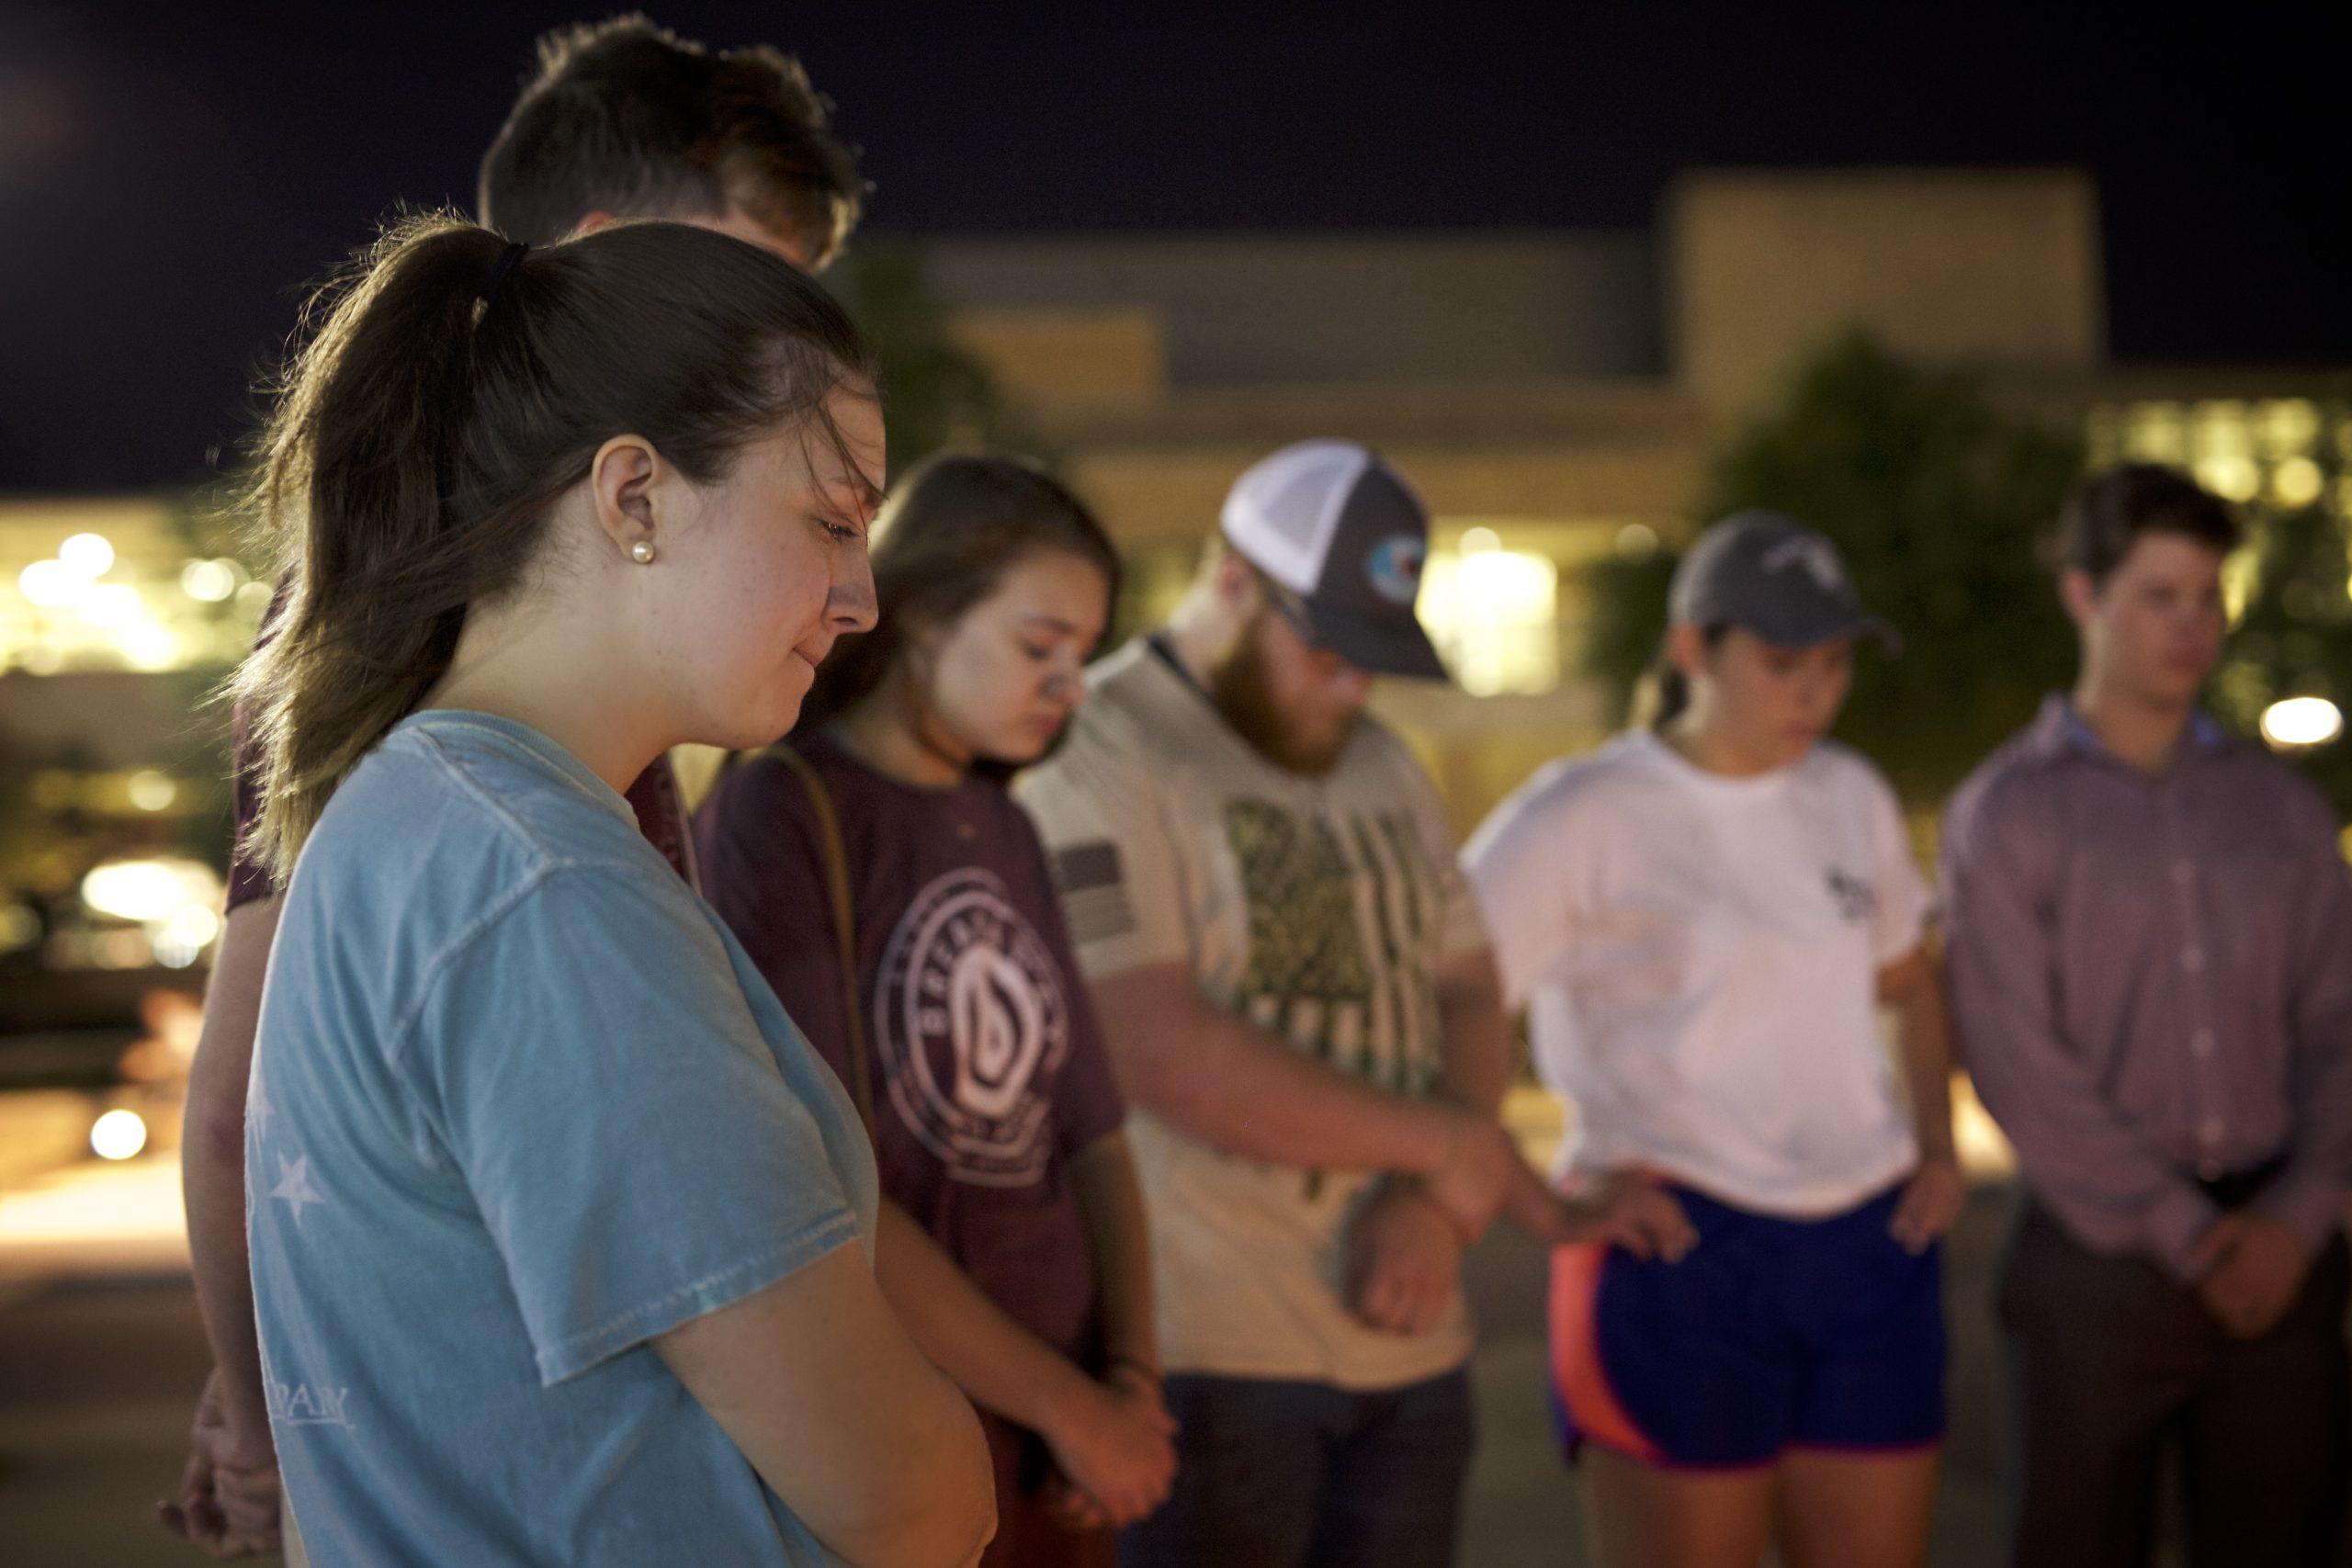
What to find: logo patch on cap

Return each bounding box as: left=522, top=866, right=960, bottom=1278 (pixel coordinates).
left=1366, top=536, right=1425, bottom=605
left=1761, top=536, right=1846, bottom=592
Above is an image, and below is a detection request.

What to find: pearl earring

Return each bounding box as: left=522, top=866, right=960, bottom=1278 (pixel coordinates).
left=630, top=540, right=655, bottom=565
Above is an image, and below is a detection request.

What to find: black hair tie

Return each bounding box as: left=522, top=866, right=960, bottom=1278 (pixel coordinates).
left=477, top=241, right=529, bottom=310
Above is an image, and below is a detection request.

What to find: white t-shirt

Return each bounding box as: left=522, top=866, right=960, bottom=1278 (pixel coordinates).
left=1462, top=729, right=1929, bottom=1217
left=1018, top=637, right=1488, bottom=1390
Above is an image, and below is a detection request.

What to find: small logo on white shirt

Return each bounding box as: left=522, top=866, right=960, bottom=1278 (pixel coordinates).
left=1826, top=869, right=1877, bottom=922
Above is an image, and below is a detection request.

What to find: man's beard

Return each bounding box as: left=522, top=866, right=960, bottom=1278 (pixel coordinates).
left=1206, top=615, right=1357, bottom=775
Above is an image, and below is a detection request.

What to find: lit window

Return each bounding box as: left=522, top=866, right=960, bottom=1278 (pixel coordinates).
left=1420, top=531, right=1560, bottom=696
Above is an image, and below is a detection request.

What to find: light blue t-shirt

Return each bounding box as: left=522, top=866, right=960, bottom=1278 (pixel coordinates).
left=248, top=710, right=879, bottom=1566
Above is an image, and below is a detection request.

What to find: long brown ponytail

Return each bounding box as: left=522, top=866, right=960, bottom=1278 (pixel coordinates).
left=232, top=210, right=874, bottom=879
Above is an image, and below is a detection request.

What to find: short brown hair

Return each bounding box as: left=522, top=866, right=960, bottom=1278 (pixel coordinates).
left=234, top=213, right=875, bottom=876
left=477, top=14, right=864, bottom=266
left=2056, top=462, right=2242, bottom=587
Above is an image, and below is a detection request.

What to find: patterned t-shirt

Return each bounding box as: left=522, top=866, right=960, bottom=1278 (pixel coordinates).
left=695, top=729, right=1126, bottom=1366
left=1017, top=637, right=1488, bottom=1391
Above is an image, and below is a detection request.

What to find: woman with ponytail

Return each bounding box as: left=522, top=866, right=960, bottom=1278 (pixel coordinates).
left=235, top=214, right=993, bottom=1567
left=1462, top=512, right=1962, bottom=1568
left=695, top=454, right=1172, bottom=1563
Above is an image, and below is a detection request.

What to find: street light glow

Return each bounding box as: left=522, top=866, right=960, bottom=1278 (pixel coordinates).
left=2260, top=696, right=2344, bottom=750
left=80, top=858, right=214, bottom=923
left=90, top=1110, right=149, bottom=1162
left=18, top=558, right=83, bottom=607
left=58, top=532, right=117, bottom=577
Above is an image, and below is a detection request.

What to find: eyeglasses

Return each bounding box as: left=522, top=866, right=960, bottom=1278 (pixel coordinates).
left=1255, top=576, right=1326, bottom=652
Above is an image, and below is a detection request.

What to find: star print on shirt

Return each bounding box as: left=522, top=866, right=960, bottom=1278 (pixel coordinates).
left=248, top=1077, right=274, bottom=1143
left=270, top=1153, right=324, bottom=1226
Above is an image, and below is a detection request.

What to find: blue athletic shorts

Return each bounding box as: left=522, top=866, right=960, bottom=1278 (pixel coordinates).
left=1547, top=1181, right=1945, bottom=1469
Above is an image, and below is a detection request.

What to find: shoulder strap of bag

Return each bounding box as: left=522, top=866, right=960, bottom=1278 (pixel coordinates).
left=770, top=745, right=876, bottom=1143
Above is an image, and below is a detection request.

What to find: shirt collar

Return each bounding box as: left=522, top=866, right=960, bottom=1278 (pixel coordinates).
left=2030, top=692, right=2228, bottom=768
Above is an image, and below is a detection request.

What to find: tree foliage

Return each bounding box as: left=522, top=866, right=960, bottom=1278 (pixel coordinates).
left=825, top=238, right=1046, bottom=481
left=2211, top=425, right=2352, bottom=819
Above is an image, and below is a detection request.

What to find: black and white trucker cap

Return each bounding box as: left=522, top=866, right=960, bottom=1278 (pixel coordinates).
left=1219, top=440, right=1451, bottom=681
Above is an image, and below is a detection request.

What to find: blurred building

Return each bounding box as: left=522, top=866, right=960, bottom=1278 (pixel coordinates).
left=927, top=168, right=2352, bottom=832
left=2, top=167, right=2347, bottom=1004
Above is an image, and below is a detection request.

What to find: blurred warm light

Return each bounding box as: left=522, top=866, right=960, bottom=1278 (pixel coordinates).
left=58, top=532, right=117, bottom=578
left=121, top=622, right=182, bottom=671
left=153, top=906, right=223, bottom=969
left=90, top=1110, right=150, bottom=1162
left=18, top=558, right=82, bottom=607
left=1422, top=546, right=1560, bottom=696
left=128, top=769, right=178, bottom=811
left=0, top=904, right=39, bottom=953
left=234, top=580, right=275, bottom=616
left=78, top=582, right=142, bottom=627
left=2260, top=696, right=2345, bottom=750
left=80, top=857, right=219, bottom=924
left=180, top=558, right=239, bottom=603
left=1615, top=523, right=1660, bottom=559
left=1460, top=526, right=1501, bottom=555
left=2124, top=402, right=2187, bottom=463
left=2258, top=400, right=2320, bottom=459
left=2196, top=456, right=2261, bottom=503
left=2269, top=457, right=2324, bottom=508
left=1951, top=1076, right=2016, bottom=1179
left=2222, top=547, right=2259, bottom=626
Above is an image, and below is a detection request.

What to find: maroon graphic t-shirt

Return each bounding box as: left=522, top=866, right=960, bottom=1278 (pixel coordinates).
left=694, top=728, right=1125, bottom=1363
left=222, top=584, right=697, bottom=911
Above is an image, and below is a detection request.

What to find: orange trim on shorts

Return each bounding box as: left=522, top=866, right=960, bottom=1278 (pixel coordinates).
left=1547, top=1243, right=1664, bottom=1465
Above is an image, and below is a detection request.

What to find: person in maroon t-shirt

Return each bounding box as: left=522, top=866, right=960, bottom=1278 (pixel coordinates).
left=697, top=453, right=1174, bottom=1564
left=170, top=19, right=864, bottom=1559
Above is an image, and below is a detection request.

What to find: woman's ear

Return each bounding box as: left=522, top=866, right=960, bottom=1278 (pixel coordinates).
left=587, top=435, right=662, bottom=564
left=1663, top=621, right=1711, bottom=679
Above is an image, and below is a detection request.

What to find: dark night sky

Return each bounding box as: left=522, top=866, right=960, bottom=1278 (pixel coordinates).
left=2, top=1, right=2346, bottom=493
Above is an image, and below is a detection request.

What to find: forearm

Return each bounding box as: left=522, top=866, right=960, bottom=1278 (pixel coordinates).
left=182, top=898, right=279, bottom=1443
left=1136, top=1010, right=1455, bottom=1172
left=874, top=1200, right=1093, bottom=1434
left=1433, top=952, right=1511, bottom=1115
left=658, top=1244, right=994, bottom=1568
left=185, top=1116, right=266, bottom=1431
left=1069, top=1133, right=1155, bottom=1372
left=1889, top=962, right=1957, bottom=1160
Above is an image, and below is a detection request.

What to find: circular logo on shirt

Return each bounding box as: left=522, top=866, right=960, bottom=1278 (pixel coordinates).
left=874, top=868, right=1070, bottom=1186
left=1366, top=535, right=1426, bottom=604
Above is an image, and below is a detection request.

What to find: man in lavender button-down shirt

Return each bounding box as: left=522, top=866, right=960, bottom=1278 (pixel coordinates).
left=1944, top=463, right=2351, bottom=1568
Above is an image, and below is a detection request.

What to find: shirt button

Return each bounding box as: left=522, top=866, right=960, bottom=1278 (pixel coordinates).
left=2181, top=946, right=2206, bottom=973
left=2191, top=1030, right=2217, bottom=1057
left=2198, top=1157, right=2225, bottom=1180
left=2172, top=860, right=2196, bottom=886
left=956, top=822, right=978, bottom=840
left=2199, top=1118, right=2225, bottom=1145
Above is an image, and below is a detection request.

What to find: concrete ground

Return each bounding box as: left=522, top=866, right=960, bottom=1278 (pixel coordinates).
left=0, top=1150, right=2035, bottom=1567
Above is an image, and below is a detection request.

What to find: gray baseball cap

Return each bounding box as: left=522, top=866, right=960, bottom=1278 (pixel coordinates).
left=1668, top=510, right=1900, bottom=652
left=1220, top=440, right=1450, bottom=681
